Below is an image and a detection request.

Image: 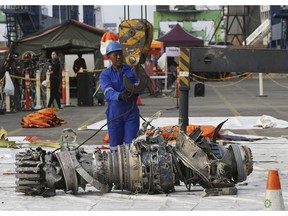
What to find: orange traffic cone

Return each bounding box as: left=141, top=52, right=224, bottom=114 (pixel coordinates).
left=264, top=170, right=285, bottom=210
left=137, top=95, right=143, bottom=105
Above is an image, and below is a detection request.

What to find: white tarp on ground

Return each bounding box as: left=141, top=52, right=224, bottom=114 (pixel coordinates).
left=85, top=115, right=288, bottom=130
left=0, top=136, right=288, bottom=212
left=1, top=116, right=288, bottom=213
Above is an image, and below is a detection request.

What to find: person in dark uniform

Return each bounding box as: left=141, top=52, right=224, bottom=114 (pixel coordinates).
left=8, top=52, right=23, bottom=111
left=47, top=51, right=62, bottom=109
left=73, top=53, right=87, bottom=73
left=72, top=53, right=87, bottom=94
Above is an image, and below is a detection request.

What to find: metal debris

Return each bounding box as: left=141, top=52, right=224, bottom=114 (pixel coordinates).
left=15, top=112, right=253, bottom=197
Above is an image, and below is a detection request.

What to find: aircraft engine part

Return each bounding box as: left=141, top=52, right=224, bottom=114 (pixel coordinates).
left=15, top=113, right=253, bottom=197
left=15, top=126, right=175, bottom=196
left=15, top=147, right=46, bottom=196
left=93, top=140, right=175, bottom=193
left=173, top=129, right=253, bottom=189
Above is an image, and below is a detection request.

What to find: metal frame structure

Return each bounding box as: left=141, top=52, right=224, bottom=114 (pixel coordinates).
left=209, top=6, right=262, bottom=45
left=153, top=6, right=222, bottom=41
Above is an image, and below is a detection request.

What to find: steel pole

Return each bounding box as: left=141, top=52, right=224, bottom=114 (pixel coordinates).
left=179, top=90, right=189, bottom=132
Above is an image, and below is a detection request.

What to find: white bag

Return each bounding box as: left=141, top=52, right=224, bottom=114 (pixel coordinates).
left=42, top=80, right=48, bottom=87
left=4, top=72, right=15, bottom=96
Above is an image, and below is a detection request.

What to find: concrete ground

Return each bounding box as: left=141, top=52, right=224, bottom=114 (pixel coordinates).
left=0, top=75, right=288, bottom=211
left=2, top=75, right=288, bottom=144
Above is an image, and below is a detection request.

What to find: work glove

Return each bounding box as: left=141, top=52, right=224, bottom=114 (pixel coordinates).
left=118, top=90, right=132, bottom=102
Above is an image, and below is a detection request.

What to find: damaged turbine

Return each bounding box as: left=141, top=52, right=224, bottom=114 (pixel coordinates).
left=15, top=111, right=253, bottom=196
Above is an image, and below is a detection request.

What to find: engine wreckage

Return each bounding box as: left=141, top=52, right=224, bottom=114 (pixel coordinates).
left=15, top=111, right=253, bottom=197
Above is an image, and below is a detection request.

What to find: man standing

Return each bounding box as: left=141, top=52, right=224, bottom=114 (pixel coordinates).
left=73, top=53, right=87, bottom=73
left=9, top=52, right=22, bottom=111
left=100, top=41, right=140, bottom=153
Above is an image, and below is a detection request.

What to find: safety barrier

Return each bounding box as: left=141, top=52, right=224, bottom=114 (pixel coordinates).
left=7, top=71, right=39, bottom=112
left=35, top=71, right=41, bottom=109
left=191, top=72, right=252, bottom=82
left=45, top=71, right=50, bottom=107
left=1, top=67, right=111, bottom=113
left=48, top=68, right=107, bottom=108
left=65, top=70, right=70, bottom=106
left=62, top=69, right=66, bottom=104
left=82, top=68, right=103, bottom=73
left=24, top=70, right=30, bottom=110
left=3, top=69, right=73, bottom=112
left=5, top=95, right=11, bottom=113
left=45, top=69, right=71, bottom=107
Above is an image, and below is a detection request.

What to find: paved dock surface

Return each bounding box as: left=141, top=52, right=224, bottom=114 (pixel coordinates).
left=2, top=76, right=288, bottom=144
left=0, top=76, right=288, bottom=211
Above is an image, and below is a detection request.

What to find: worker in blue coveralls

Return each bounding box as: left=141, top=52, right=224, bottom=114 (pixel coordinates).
left=100, top=41, right=140, bottom=153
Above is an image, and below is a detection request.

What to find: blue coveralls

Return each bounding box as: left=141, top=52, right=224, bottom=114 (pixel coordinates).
left=100, top=63, right=140, bottom=152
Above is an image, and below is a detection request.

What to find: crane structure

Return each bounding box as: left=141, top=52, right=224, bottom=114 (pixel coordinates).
left=153, top=6, right=223, bottom=42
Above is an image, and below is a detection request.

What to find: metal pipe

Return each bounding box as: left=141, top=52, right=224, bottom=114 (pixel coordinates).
left=61, top=69, right=66, bottom=104
left=65, top=70, right=70, bottom=106
left=123, top=6, right=126, bottom=20
left=179, top=90, right=189, bottom=132
left=259, top=72, right=263, bottom=96
left=24, top=70, right=30, bottom=110
left=46, top=70, right=50, bottom=107
left=35, top=70, right=41, bottom=109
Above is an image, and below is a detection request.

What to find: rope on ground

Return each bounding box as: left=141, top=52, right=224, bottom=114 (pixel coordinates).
left=191, top=72, right=252, bottom=88
left=265, top=73, right=288, bottom=89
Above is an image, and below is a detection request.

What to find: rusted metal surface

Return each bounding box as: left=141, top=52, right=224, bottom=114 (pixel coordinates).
left=55, top=150, right=78, bottom=193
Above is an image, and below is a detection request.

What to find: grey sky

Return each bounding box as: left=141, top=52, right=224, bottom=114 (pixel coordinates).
left=45, top=5, right=155, bottom=25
